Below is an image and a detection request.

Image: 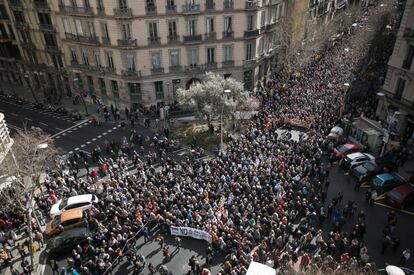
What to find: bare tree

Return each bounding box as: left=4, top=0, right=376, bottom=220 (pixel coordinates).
left=0, top=130, right=62, bottom=270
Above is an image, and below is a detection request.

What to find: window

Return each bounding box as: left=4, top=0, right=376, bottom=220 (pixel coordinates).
left=206, top=0, right=214, bottom=9
left=84, top=0, right=90, bottom=7
left=224, top=0, right=233, bottom=8
left=154, top=81, right=164, bottom=100
left=81, top=49, right=89, bottom=65
left=13, top=11, right=25, bottom=23
left=111, top=80, right=119, bottom=98
left=276, top=4, right=282, bottom=20
left=394, top=78, right=406, bottom=99
left=151, top=52, right=161, bottom=68
left=94, top=51, right=101, bottom=68
left=188, top=48, right=198, bottom=67
left=86, top=21, right=95, bottom=37
left=224, top=16, right=232, bottom=32
left=148, top=22, right=158, bottom=38
left=118, top=0, right=127, bottom=9
left=38, top=13, right=52, bottom=25
left=403, top=45, right=414, bottom=70
left=168, top=21, right=177, bottom=37
left=70, top=48, right=77, bottom=62
left=106, top=52, right=114, bottom=68
left=99, top=78, right=106, bottom=95
left=51, top=55, right=63, bottom=68
left=206, top=17, right=214, bottom=34
left=97, top=0, right=104, bottom=10
left=187, top=19, right=196, bottom=36
left=126, top=54, right=136, bottom=71
left=70, top=0, right=77, bottom=7
left=121, top=23, right=131, bottom=40
left=223, top=45, right=233, bottom=61
left=246, top=43, right=253, bottom=60
left=207, top=47, right=215, bottom=64
left=170, top=50, right=180, bottom=67
left=100, top=22, right=109, bottom=38
left=63, top=18, right=71, bottom=34
left=260, top=11, right=265, bottom=27
left=247, top=15, right=254, bottom=31
left=75, top=19, right=83, bottom=35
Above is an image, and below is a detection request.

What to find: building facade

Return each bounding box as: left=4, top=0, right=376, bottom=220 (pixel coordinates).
left=0, top=0, right=69, bottom=104
left=377, top=0, right=414, bottom=141
left=0, top=112, right=13, bottom=165
left=51, top=0, right=287, bottom=109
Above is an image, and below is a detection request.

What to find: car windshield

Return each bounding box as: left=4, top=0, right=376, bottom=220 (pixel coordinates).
left=338, top=145, right=349, bottom=153
left=373, top=177, right=383, bottom=186
left=388, top=191, right=402, bottom=202
left=59, top=199, right=68, bottom=210
left=364, top=162, right=376, bottom=171
left=51, top=215, right=61, bottom=229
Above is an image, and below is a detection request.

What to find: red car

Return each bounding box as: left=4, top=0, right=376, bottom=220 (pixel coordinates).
left=386, top=184, right=414, bottom=208
left=333, top=143, right=361, bottom=159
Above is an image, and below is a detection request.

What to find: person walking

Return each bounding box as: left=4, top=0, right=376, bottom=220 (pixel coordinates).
left=400, top=248, right=411, bottom=266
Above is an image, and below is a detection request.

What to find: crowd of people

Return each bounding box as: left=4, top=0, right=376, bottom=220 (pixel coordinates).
left=0, top=1, right=409, bottom=275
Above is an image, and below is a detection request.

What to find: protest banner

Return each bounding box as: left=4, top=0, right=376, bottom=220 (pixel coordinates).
left=170, top=226, right=212, bottom=243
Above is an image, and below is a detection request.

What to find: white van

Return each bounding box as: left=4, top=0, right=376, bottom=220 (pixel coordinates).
left=50, top=194, right=99, bottom=218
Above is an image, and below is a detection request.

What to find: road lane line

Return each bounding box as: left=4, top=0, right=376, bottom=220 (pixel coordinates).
left=74, top=147, right=79, bottom=151
left=108, top=129, right=112, bottom=133
left=51, top=119, right=88, bottom=138
left=56, top=127, right=64, bottom=131
left=97, top=135, right=102, bottom=138
left=81, top=144, right=85, bottom=147
left=374, top=202, right=414, bottom=216
left=11, top=113, right=18, bottom=116
left=39, top=122, right=48, bottom=126
left=86, top=141, right=91, bottom=144
left=24, top=117, right=33, bottom=121
left=92, top=138, right=97, bottom=141
left=8, top=124, right=24, bottom=131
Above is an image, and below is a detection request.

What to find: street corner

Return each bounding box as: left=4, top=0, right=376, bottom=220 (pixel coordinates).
left=374, top=194, right=414, bottom=216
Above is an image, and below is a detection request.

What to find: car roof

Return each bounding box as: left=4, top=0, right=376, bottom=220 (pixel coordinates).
left=67, top=194, right=93, bottom=205
left=363, top=153, right=375, bottom=159
left=389, top=184, right=414, bottom=196
left=347, top=152, right=364, bottom=159
left=60, top=209, right=83, bottom=222
left=377, top=173, right=395, bottom=181
left=59, top=227, right=91, bottom=239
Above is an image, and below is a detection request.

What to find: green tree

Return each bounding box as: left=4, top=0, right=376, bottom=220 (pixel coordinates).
left=176, top=72, right=249, bottom=127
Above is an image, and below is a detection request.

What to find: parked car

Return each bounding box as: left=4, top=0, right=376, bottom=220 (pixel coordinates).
left=333, top=143, right=361, bottom=159
left=340, top=152, right=375, bottom=170
left=351, top=161, right=382, bottom=182
left=44, top=209, right=85, bottom=238
left=370, top=173, right=406, bottom=193
left=50, top=194, right=98, bottom=218
left=327, top=126, right=344, bottom=142
left=45, top=228, right=91, bottom=258
left=386, top=184, right=414, bottom=208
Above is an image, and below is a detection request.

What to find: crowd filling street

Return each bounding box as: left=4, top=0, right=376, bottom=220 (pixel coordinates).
left=1, top=1, right=414, bottom=275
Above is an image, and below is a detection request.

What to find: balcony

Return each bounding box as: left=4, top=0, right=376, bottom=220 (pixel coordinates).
left=266, top=22, right=277, bottom=31
left=182, top=4, right=200, bottom=14
left=65, top=33, right=99, bottom=45
left=151, top=67, right=164, bottom=75
left=245, top=1, right=258, bottom=10
left=34, top=1, right=50, bottom=11
left=222, top=31, right=234, bottom=39
left=59, top=5, right=93, bottom=16
left=113, top=8, right=132, bottom=18
left=205, top=2, right=215, bottom=11
left=169, top=65, right=182, bottom=73
left=244, top=29, right=259, bottom=39
left=186, top=65, right=203, bottom=73
left=243, top=59, right=256, bottom=67
left=223, top=0, right=234, bottom=9
left=96, top=7, right=105, bottom=16
left=167, top=35, right=180, bottom=44
left=205, top=62, right=217, bottom=70
left=117, top=38, right=137, bottom=49
left=39, top=24, right=54, bottom=32
left=45, top=44, right=60, bottom=53
left=204, top=32, right=216, bottom=41
left=15, top=21, right=29, bottom=29
left=222, top=60, right=234, bottom=68
left=148, top=36, right=160, bottom=45
left=101, top=37, right=110, bottom=45
left=166, top=4, right=177, bottom=14
left=9, top=0, right=22, bottom=8
left=0, top=35, right=11, bottom=42
left=122, top=70, right=142, bottom=78
left=103, top=67, right=116, bottom=74
left=21, top=41, right=36, bottom=50
left=403, top=28, right=414, bottom=40
left=183, top=34, right=202, bottom=44
left=146, top=5, right=157, bottom=15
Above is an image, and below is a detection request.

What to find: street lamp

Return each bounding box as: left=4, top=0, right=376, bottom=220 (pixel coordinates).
left=74, top=77, right=89, bottom=115
left=220, top=89, right=232, bottom=154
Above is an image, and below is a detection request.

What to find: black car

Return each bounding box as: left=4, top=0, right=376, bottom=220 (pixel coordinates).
left=46, top=227, right=90, bottom=258
left=352, top=161, right=382, bottom=183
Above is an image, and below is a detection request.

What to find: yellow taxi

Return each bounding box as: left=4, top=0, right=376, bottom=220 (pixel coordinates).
left=44, top=209, right=85, bottom=237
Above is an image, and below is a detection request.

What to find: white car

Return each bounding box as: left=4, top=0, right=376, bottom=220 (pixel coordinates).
left=50, top=194, right=99, bottom=218
left=341, top=152, right=375, bottom=170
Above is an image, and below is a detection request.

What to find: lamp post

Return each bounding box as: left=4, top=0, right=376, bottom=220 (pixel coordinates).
left=220, top=89, right=232, bottom=154
left=380, top=110, right=400, bottom=157
left=74, top=77, right=89, bottom=115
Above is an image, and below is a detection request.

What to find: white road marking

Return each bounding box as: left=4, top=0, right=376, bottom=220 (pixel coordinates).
left=55, top=136, right=60, bottom=139
left=24, top=117, right=33, bottom=121
left=172, top=148, right=187, bottom=154
left=56, top=127, right=64, bottom=131
left=86, top=141, right=91, bottom=144
left=7, top=124, right=24, bottom=131
left=11, top=113, right=18, bottom=116
left=113, top=127, right=117, bottom=130
left=39, top=122, right=48, bottom=126
left=74, top=147, right=79, bottom=151
left=78, top=125, right=83, bottom=128
left=108, top=129, right=112, bottom=133
left=81, top=144, right=85, bottom=147
left=68, top=151, right=73, bottom=154
left=68, top=130, right=72, bottom=133
left=51, top=119, right=88, bottom=138
left=97, top=135, right=102, bottom=138
left=102, top=132, right=107, bottom=135
left=92, top=138, right=97, bottom=141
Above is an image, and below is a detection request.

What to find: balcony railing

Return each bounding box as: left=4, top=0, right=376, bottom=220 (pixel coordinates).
left=96, top=7, right=105, bottom=16
left=117, top=38, right=137, bottom=48
left=146, top=5, right=157, bottom=15
left=205, top=62, right=217, bottom=70
left=245, top=1, right=258, bottom=10
left=39, top=24, right=54, bottom=32
left=204, top=32, right=216, bottom=41
left=243, top=59, right=256, bottom=66
left=169, top=65, right=182, bottom=73
left=104, top=67, right=116, bottom=74
left=15, top=21, right=29, bottom=29
left=101, top=37, right=110, bottom=45
left=183, top=34, right=202, bottom=43
left=182, top=4, right=200, bottom=13
left=403, top=28, right=414, bottom=39
left=21, top=41, right=36, bottom=50
left=168, top=35, right=180, bottom=44
left=205, top=2, right=215, bottom=10
left=223, top=0, right=234, bottom=9
left=122, top=70, right=141, bottom=78
left=186, top=65, right=203, bottom=72
left=59, top=5, right=93, bottom=16
left=222, top=31, right=234, bottom=39
left=244, top=29, right=259, bottom=38
left=148, top=36, right=160, bottom=45
left=45, top=44, right=60, bottom=53
left=151, top=67, right=164, bottom=75
left=34, top=1, right=50, bottom=11
left=222, top=60, right=234, bottom=67
left=166, top=4, right=177, bottom=13
left=113, top=8, right=132, bottom=18
left=9, top=0, right=22, bottom=7
left=65, top=33, right=99, bottom=44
